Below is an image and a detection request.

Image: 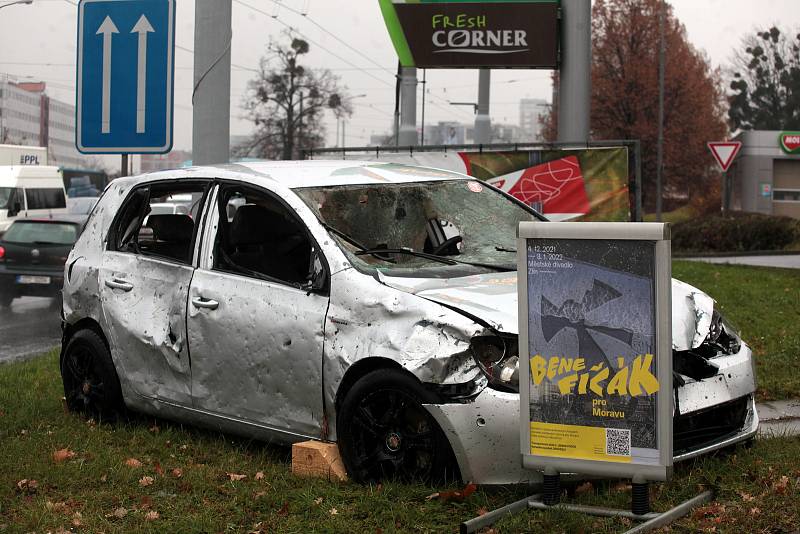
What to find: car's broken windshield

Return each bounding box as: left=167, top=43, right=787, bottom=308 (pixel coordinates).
left=296, top=179, right=540, bottom=277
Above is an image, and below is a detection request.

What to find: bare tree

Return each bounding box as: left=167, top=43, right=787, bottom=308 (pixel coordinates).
left=241, top=33, right=351, bottom=160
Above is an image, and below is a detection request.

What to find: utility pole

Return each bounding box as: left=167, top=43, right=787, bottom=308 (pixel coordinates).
left=192, top=0, right=231, bottom=166
left=474, top=68, right=491, bottom=144
left=655, top=0, right=666, bottom=221
left=398, top=67, right=418, bottom=146
left=557, top=0, right=591, bottom=144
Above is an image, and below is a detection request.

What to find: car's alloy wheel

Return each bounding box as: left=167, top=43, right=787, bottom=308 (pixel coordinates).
left=338, top=369, right=458, bottom=484
left=61, top=329, right=125, bottom=423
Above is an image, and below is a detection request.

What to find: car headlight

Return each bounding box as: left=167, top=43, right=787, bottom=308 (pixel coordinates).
left=470, top=334, right=519, bottom=392
left=707, top=310, right=742, bottom=355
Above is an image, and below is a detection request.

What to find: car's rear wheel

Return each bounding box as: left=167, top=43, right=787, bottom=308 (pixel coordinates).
left=61, top=329, right=125, bottom=423
left=337, top=369, right=458, bottom=484
left=0, top=292, right=14, bottom=308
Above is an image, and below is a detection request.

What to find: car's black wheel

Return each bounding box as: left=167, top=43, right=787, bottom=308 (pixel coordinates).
left=337, top=369, right=459, bottom=484
left=0, top=292, right=14, bottom=308
left=61, top=329, right=125, bottom=423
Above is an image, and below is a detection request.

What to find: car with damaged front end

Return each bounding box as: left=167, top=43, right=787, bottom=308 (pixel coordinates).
left=60, top=161, right=758, bottom=485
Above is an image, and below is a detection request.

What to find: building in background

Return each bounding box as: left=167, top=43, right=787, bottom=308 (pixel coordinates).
left=730, top=130, right=800, bottom=219
left=0, top=74, right=90, bottom=169
left=519, top=98, right=548, bottom=142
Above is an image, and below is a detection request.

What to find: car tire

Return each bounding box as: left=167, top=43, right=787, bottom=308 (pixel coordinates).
left=0, top=292, right=13, bottom=308
left=60, top=329, right=126, bottom=423
left=337, top=368, right=459, bottom=484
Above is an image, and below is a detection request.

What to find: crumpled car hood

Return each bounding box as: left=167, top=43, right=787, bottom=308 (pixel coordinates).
left=379, top=272, right=715, bottom=351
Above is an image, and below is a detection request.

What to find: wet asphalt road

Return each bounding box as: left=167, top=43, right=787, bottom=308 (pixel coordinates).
left=0, top=295, right=62, bottom=364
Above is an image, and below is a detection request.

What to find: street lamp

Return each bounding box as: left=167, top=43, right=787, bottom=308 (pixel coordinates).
left=337, top=93, right=367, bottom=148
left=0, top=0, right=33, bottom=10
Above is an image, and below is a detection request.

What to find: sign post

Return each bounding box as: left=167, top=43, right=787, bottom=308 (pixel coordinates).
left=76, top=0, right=175, bottom=172
left=707, top=141, right=742, bottom=212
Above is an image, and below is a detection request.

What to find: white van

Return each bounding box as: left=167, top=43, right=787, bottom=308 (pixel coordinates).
left=0, top=165, right=69, bottom=235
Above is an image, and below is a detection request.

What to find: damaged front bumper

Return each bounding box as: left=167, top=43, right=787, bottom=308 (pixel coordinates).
left=424, top=341, right=759, bottom=486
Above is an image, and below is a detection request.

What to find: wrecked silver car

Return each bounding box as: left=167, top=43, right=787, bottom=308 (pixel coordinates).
left=60, top=161, right=758, bottom=484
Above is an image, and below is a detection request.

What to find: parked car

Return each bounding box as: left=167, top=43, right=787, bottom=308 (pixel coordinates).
left=60, top=161, right=758, bottom=485
left=0, top=165, right=69, bottom=236
left=0, top=215, right=87, bottom=307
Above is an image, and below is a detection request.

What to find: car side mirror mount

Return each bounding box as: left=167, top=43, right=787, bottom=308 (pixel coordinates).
left=302, top=248, right=327, bottom=293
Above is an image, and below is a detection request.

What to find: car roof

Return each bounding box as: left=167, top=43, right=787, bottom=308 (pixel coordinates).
left=137, top=160, right=470, bottom=189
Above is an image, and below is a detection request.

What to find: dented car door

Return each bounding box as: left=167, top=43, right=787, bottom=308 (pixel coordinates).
left=99, top=181, right=209, bottom=406
left=186, top=182, right=328, bottom=439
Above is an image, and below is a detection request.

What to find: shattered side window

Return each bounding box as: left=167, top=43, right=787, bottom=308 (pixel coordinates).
left=296, top=179, right=538, bottom=277
left=212, top=185, right=314, bottom=285
left=110, top=182, right=207, bottom=264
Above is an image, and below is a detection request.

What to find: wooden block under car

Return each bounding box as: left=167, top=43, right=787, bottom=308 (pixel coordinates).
left=291, top=440, right=348, bottom=482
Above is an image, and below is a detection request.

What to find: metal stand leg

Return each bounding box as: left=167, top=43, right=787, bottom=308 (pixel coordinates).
left=631, top=481, right=650, bottom=516
left=543, top=472, right=561, bottom=505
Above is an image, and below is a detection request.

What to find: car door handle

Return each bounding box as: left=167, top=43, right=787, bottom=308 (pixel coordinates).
left=192, top=297, right=219, bottom=310
left=105, top=278, right=134, bottom=292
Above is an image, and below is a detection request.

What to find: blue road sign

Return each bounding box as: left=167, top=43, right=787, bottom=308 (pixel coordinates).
left=76, top=0, right=175, bottom=154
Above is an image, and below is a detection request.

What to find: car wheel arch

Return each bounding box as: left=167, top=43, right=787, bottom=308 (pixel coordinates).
left=61, top=317, right=110, bottom=361
left=334, top=357, right=406, bottom=415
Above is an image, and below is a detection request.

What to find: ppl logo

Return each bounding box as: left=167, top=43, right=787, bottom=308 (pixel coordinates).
left=19, top=155, right=41, bottom=165
left=779, top=132, right=800, bottom=154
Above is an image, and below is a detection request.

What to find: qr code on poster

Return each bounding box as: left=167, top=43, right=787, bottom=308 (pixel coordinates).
left=605, top=428, right=631, bottom=456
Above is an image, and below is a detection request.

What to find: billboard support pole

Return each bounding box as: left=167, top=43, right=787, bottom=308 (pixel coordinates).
left=557, top=0, right=591, bottom=144
left=398, top=67, right=418, bottom=146
left=121, top=154, right=128, bottom=177
left=474, top=68, right=491, bottom=144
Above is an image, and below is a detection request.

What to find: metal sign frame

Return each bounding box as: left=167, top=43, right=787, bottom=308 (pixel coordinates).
left=76, top=0, right=175, bottom=154
left=517, top=222, right=672, bottom=482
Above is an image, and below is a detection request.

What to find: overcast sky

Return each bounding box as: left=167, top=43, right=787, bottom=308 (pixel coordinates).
left=1, top=0, right=799, bottom=159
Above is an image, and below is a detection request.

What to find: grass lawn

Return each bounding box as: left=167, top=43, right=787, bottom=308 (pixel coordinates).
left=672, top=260, right=800, bottom=401
left=1, top=351, right=798, bottom=533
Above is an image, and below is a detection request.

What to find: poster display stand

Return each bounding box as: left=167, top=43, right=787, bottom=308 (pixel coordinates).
left=460, top=222, right=713, bottom=534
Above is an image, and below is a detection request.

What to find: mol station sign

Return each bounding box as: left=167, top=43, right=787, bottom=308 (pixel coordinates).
left=379, top=0, right=560, bottom=69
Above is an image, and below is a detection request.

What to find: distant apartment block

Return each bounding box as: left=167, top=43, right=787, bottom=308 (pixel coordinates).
left=0, top=74, right=90, bottom=168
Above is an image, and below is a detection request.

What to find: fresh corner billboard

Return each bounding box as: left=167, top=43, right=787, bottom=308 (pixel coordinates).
left=517, top=223, right=672, bottom=480
left=379, top=0, right=560, bottom=69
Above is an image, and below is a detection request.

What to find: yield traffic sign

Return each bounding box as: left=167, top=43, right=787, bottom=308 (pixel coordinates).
left=76, top=0, right=175, bottom=154
left=707, top=141, right=742, bottom=172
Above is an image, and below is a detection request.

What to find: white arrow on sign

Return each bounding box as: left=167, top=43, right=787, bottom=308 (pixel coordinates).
left=96, top=16, right=119, bottom=134
left=132, top=15, right=154, bottom=134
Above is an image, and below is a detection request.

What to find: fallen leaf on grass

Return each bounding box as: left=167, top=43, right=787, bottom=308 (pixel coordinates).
left=254, top=471, right=265, bottom=480
left=71, top=512, right=83, bottom=527
left=425, top=483, right=477, bottom=503
left=228, top=473, right=247, bottom=481
left=15, top=479, right=38, bottom=494
left=149, top=424, right=160, bottom=433
left=750, top=507, right=761, bottom=516
left=139, top=476, right=154, bottom=487
left=574, top=481, right=593, bottom=495
left=106, top=507, right=128, bottom=519
left=171, top=468, right=183, bottom=478
left=144, top=510, right=160, bottom=521
left=329, top=508, right=338, bottom=516
left=253, top=491, right=267, bottom=499
left=738, top=491, right=755, bottom=502
left=313, top=497, right=323, bottom=505
left=772, top=475, right=790, bottom=494
left=45, top=501, right=69, bottom=513
left=125, top=458, right=143, bottom=468
left=277, top=502, right=289, bottom=517
left=154, top=462, right=164, bottom=476
left=100, top=474, right=107, bottom=483
left=53, top=449, right=76, bottom=463
left=477, top=507, right=488, bottom=516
